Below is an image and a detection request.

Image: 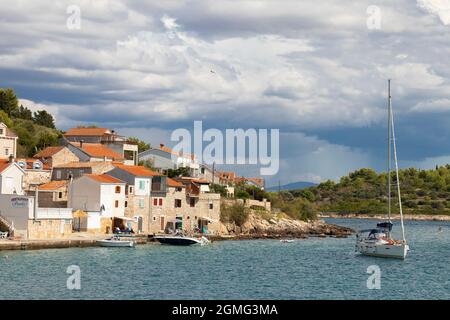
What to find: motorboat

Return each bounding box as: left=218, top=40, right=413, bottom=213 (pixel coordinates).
left=154, top=234, right=210, bottom=246
left=97, top=236, right=135, bottom=248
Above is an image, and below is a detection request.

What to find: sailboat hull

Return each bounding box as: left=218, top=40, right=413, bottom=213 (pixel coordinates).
left=356, top=241, right=409, bottom=259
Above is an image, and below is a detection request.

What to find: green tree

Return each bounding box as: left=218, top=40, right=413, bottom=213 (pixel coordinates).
left=16, top=104, right=33, bottom=120
left=128, top=137, right=150, bottom=153
left=33, top=110, right=55, bottom=128
left=0, top=110, right=13, bottom=127
left=0, top=88, right=19, bottom=117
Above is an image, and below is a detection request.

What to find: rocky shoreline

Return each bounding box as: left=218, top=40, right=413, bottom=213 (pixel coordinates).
left=215, top=213, right=354, bottom=240
left=319, top=213, right=450, bottom=221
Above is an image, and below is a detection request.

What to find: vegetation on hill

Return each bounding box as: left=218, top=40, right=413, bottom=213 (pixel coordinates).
left=281, top=167, right=450, bottom=216
left=0, top=88, right=61, bottom=157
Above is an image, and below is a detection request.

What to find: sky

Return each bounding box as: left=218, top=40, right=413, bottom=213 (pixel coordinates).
left=1, top=0, right=450, bottom=187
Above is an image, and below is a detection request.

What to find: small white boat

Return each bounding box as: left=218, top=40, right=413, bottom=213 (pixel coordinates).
left=355, top=80, right=409, bottom=260
left=280, top=239, right=294, bottom=243
left=97, top=236, right=135, bottom=248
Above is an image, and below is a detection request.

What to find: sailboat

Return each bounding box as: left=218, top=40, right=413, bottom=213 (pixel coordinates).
left=355, top=80, right=410, bottom=259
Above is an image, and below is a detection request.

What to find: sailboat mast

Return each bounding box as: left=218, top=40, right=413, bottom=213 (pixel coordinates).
left=387, top=80, right=392, bottom=222
left=389, top=82, right=406, bottom=242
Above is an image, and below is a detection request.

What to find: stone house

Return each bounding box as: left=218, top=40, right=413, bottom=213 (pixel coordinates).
left=35, top=180, right=68, bottom=208
left=67, top=141, right=125, bottom=163
left=63, top=127, right=138, bottom=165
left=52, top=161, right=115, bottom=181
left=16, top=158, right=52, bottom=192
left=33, top=146, right=79, bottom=168
left=106, top=164, right=164, bottom=234
left=0, top=122, right=18, bottom=160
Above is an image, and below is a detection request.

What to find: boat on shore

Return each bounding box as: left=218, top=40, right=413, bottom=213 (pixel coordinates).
left=97, top=236, right=135, bottom=248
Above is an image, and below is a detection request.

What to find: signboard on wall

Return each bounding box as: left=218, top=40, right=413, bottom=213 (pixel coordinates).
left=11, top=197, right=29, bottom=208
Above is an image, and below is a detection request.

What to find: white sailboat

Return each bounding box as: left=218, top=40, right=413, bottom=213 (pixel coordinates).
left=355, top=80, right=410, bottom=259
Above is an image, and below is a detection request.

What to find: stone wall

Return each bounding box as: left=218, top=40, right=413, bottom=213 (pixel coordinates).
left=23, top=170, right=51, bottom=191
left=27, top=219, right=73, bottom=239
left=51, top=148, right=79, bottom=167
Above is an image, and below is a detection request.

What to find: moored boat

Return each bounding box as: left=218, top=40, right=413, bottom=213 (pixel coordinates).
left=355, top=80, right=409, bottom=260
left=154, top=234, right=209, bottom=246
left=97, top=236, right=135, bottom=247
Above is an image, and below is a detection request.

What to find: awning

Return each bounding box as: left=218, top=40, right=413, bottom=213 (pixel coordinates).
left=114, top=216, right=135, bottom=221
left=199, top=217, right=217, bottom=223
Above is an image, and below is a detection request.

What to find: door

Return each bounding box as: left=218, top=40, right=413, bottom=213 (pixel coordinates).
left=138, top=216, right=143, bottom=233
left=160, top=216, right=165, bottom=231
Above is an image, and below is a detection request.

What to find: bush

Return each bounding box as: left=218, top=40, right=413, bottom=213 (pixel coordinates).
left=220, top=203, right=249, bottom=226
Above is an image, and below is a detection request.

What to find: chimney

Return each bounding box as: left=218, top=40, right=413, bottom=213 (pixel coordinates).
left=160, top=143, right=164, bottom=148
left=8, top=154, right=13, bottom=163
left=80, top=140, right=84, bottom=148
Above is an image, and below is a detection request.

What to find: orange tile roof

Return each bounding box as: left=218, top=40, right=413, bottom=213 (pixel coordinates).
left=54, top=161, right=109, bottom=168
left=84, top=174, right=125, bottom=184
left=167, top=178, right=184, bottom=187
left=64, top=128, right=111, bottom=136
left=70, top=142, right=124, bottom=160
left=34, top=146, right=65, bottom=158
left=38, top=180, right=68, bottom=191
left=113, top=164, right=161, bottom=177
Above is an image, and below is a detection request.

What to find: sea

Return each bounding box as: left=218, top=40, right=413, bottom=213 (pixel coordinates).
left=0, top=218, right=448, bottom=300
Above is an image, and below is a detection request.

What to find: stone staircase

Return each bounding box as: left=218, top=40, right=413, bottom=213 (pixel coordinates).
left=0, top=212, right=14, bottom=237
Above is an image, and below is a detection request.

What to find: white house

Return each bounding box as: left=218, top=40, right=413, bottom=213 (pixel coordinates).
left=0, top=122, right=18, bottom=159
left=68, top=174, right=126, bottom=217
left=0, top=159, right=24, bottom=195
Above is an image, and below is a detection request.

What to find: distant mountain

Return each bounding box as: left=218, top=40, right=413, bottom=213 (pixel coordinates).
left=266, top=181, right=317, bottom=192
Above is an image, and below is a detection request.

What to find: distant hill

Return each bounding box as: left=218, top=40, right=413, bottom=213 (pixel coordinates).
left=266, top=181, right=317, bottom=192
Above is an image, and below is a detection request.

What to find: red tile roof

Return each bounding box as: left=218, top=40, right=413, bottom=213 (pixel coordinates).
left=113, top=164, right=161, bottom=177
left=38, top=180, right=68, bottom=191
left=84, top=174, right=125, bottom=184
left=64, top=128, right=111, bottom=136
left=167, top=178, right=184, bottom=187
left=34, top=146, right=65, bottom=158
left=70, top=142, right=124, bottom=160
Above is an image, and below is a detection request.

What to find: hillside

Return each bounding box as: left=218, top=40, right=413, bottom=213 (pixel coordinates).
left=1, top=88, right=61, bottom=157
left=283, top=167, right=450, bottom=216
left=266, top=181, right=316, bottom=192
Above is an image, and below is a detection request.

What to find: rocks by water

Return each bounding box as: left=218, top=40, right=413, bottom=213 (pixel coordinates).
left=218, top=212, right=353, bottom=240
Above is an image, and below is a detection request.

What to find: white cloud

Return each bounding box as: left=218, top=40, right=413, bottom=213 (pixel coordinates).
left=417, top=0, right=450, bottom=25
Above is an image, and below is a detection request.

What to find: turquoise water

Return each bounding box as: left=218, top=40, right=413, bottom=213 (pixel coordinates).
left=0, top=218, right=448, bottom=300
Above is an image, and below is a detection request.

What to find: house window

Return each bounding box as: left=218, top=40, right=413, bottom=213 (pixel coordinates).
left=56, top=170, right=61, bottom=180
left=175, top=199, right=182, bottom=208
left=159, top=198, right=163, bottom=206
left=153, top=198, right=158, bottom=206
left=58, top=192, right=63, bottom=199
left=139, top=180, right=145, bottom=190
left=190, top=198, right=196, bottom=207
left=5, top=148, right=9, bottom=156
left=125, top=201, right=128, bottom=208
left=209, top=203, right=213, bottom=210
left=0, top=128, right=3, bottom=135
left=176, top=187, right=182, bottom=192
left=115, top=200, right=119, bottom=208
left=139, top=199, right=145, bottom=208
left=115, top=186, right=121, bottom=193
left=129, top=186, right=133, bottom=194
